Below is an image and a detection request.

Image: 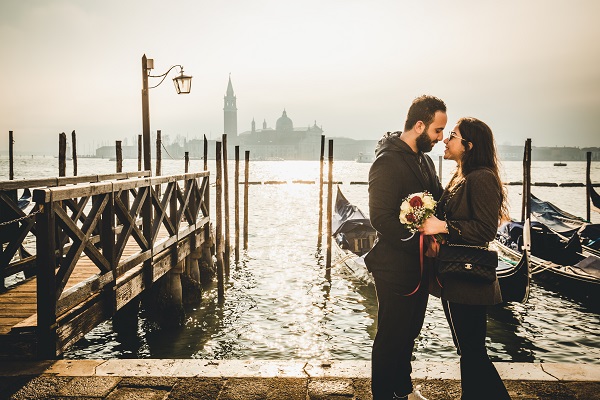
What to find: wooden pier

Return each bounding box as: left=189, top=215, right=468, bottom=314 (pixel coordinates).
left=0, top=170, right=211, bottom=359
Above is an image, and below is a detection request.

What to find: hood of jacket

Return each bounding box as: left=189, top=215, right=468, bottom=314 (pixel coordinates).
left=375, top=131, right=417, bottom=158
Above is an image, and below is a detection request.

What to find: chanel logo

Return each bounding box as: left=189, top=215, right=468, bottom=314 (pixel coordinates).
left=464, top=263, right=472, bottom=270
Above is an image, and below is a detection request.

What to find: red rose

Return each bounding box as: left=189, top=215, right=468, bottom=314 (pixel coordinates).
left=409, top=196, right=423, bottom=208
left=406, top=213, right=416, bottom=223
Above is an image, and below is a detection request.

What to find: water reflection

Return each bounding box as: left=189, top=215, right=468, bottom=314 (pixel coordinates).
left=487, top=304, right=537, bottom=362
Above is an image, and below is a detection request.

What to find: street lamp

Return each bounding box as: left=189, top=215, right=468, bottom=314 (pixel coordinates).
left=141, top=54, right=192, bottom=172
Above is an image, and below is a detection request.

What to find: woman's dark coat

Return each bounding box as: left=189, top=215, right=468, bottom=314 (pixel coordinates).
left=434, top=168, right=503, bottom=305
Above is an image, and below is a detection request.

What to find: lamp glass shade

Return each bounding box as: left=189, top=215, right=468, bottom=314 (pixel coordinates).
left=173, top=73, right=192, bottom=94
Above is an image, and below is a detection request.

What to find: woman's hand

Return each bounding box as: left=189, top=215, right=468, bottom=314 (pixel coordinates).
left=419, top=215, right=446, bottom=236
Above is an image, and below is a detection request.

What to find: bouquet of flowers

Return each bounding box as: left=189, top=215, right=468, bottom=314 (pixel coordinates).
left=399, top=191, right=440, bottom=241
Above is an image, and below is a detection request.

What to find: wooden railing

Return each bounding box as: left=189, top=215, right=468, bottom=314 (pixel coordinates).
left=21, top=171, right=209, bottom=357
left=0, top=172, right=151, bottom=289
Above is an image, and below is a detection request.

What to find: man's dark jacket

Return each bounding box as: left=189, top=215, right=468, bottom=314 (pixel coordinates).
left=365, top=132, right=443, bottom=294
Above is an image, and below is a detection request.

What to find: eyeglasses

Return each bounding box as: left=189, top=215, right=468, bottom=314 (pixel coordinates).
left=448, top=132, right=468, bottom=142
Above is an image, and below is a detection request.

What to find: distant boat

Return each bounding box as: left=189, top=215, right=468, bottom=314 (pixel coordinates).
left=355, top=152, right=375, bottom=163
left=554, top=162, right=567, bottom=166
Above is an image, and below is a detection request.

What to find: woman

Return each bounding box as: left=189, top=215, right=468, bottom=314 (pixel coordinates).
left=420, top=117, right=511, bottom=400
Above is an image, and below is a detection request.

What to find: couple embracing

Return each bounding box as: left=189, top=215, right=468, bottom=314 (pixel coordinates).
left=365, top=95, right=511, bottom=400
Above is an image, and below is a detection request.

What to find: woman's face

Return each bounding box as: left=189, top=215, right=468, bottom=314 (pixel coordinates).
left=443, top=124, right=468, bottom=162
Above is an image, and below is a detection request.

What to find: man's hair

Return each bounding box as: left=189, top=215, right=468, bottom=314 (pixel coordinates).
left=404, top=95, right=446, bottom=132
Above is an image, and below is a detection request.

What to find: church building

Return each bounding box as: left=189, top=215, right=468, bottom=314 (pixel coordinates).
left=224, top=77, right=324, bottom=160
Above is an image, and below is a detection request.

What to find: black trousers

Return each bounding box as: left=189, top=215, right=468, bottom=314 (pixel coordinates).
left=371, top=273, right=429, bottom=399
left=442, top=300, right=511, bottom=400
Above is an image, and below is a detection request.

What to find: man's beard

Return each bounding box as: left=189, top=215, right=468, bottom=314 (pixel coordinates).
left=416, top=130, right=435, bottom=153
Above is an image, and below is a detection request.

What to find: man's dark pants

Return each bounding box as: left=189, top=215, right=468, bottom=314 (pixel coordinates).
left=371, top=273, right=429, bottom=399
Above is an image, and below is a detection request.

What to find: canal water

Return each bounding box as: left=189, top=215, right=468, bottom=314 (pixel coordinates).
left=2, top=156, right=599, bottom=363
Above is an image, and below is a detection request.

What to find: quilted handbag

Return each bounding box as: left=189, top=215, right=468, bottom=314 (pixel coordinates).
left=436, top=243, right=498, bottom=283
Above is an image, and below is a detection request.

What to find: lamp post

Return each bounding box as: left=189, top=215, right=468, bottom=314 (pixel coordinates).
left=141, top=54, right=192, bottom=172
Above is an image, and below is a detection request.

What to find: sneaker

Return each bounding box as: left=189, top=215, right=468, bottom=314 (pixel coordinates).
left=392, top=386, right=428, bottom=400
left=407, top=385, right=428, bottom=400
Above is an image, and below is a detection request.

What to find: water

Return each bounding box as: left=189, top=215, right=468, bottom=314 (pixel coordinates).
left=1, top=156, right=599, bottom=363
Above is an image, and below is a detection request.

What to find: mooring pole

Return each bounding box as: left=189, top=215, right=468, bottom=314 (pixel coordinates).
left=9, top=131, right=14, bottom=180
left=326, top=139, right=333, bottom=279
left=138, top=134, right=142, bottom=171
left=525, top=138, right=532, bottom=223
left=71, top=130, right=77, bottom=176
left=185, top=151, right=189, bottom=173
left=521, top=141, right=527, bottom=222
left=215, top=141, right=225, bottom=301
left=156, top=130, right=162, bottom=177
left=234, top=145, right=240, bottom=263
left=203, top=134, right=208, bottom=171
left=587, top=151, right=592, bottom=222
left=155, top=130, right=162, bottom=198
left=244, top=150, right=249, bottom=250
left=116, top=141, right=123, bottom=173
left=222, top=134, right=230, bottom=277
left=58, top=132, right=66, bottom=177
left=318, top=134, right=325, bottom=246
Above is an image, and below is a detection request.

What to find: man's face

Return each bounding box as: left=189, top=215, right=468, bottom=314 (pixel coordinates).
left=416, top=111, right=447, bottom=153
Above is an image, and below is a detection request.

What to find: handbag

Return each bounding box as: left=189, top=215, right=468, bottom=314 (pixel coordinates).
left=436, top=243, right=498, bottom=283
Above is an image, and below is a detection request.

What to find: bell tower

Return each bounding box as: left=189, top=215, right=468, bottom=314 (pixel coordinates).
left=224, top=75, right=238, bottom=138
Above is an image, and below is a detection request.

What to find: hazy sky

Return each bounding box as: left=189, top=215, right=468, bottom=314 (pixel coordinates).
left=1, top=0, right=599, bottom=155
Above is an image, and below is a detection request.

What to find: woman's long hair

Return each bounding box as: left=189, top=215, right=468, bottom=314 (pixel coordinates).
left=452, top=117, right=509, bottom=221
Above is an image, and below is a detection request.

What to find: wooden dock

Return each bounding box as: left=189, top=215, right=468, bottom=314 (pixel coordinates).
left=0, top=171, right=211, bottom=359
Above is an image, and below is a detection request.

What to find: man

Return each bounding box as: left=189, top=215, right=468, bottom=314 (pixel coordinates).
left=365, top=95, right=446, bottom=399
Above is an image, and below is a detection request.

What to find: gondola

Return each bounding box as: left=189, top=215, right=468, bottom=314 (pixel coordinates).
left=17, top=188, right=31, bottom=210
left=530, top=193, right=600, bottom=255
left=332, top=187, right=531, bottom=303
left=496, top=219, right=600, bottom=303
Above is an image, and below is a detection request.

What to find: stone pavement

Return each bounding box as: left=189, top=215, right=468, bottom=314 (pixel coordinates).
left=0, top=360, right=599, bottom=399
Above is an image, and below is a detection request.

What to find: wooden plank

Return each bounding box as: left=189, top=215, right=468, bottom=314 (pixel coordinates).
left=56, top=271, right=113, bottom=316
left=0, top=171, right=150, bottom=191
left=11, top=314, right=37, bottom=332
left=1, top=318, right=26, bottom=334
left=56, top=293, right=109, bottom=354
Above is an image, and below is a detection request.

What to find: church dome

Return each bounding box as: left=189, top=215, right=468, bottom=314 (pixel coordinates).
left=276, top=110, right=293, bottom=132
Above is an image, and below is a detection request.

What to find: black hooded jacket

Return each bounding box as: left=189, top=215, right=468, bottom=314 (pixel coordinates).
left=365, top=132, right=443, bottom=292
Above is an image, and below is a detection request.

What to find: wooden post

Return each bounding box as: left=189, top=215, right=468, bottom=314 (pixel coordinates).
left=586, top=151, right=592, bottom=222
left=243, top=150, right=249, bottom=250
left=138, top=134, right=142, bottom=171
left=234, top=145, right=240, bottom=263
left=9, top=130, right=14, bottom=180
left=222, top=134, right=230, bottom=276
left=59, top=132, right=66, bottom=177
left=438, top=155, right=443, bottom=183
left=525, top=138, right=532, bottom=222
left=71, top=130, right=78, bottom=176
left=100, top=193, right=116, bottom=310
left=317, top=134, right=325, bottom=246
left=326, top=139, right=333, bottom=279
left=36, top=197, right=58, bottom=358
left=521, top=140, right=527, bottom=222
left=142, top=54, right=151, bottom=173
left=215, top=141, right=225, bottom=301
left=116, top=141, right=123, bottom=173
left=203, top=134, right=208, bottom=171
left=185, top=151, right=189, bottom=173
left=155, top=130, right=162, bottom=199
left=156, top=130, right=162, bottom=177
